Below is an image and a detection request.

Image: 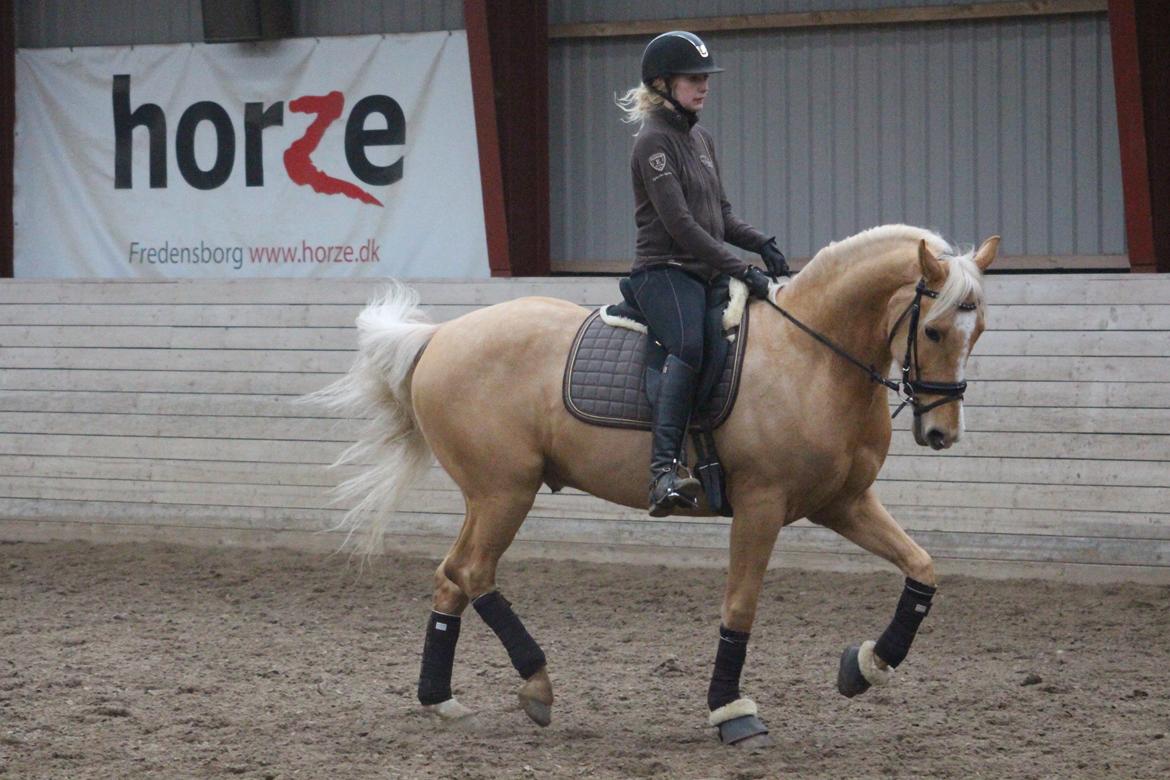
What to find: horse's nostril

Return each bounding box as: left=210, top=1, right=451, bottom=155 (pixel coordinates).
left=927, top=429, right=946, bottom=447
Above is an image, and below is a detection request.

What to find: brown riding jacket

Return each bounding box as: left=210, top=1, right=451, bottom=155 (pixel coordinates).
left=630, top=107, right=769, bottom=282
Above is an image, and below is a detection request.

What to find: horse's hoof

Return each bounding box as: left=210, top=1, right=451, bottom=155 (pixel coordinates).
left=736, top=731, right=775, bottom=751
left=837, top=640, right=892, bottom=698
left=423, top=696, right=475, bottom=721
left=837, top=644, right=871, bottom=698
left=715, top=714, right=771, bottom=747
left=708, top=698, right=769, bottom=746
left=520, top=696, right=552, bottom=727
left=518, top=667, right=554, bottom=728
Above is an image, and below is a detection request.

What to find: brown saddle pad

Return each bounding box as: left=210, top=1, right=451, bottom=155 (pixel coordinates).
left=562, top=307, right=749, bottom=431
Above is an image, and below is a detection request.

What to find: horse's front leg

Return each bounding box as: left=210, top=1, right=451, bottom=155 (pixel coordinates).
left=708, top=491, right=786, bottom=747
left=809, top=487, right=937, bottom=698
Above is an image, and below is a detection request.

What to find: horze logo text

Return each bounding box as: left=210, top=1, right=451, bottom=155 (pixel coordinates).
left=113, top=75, right=404, bottom=207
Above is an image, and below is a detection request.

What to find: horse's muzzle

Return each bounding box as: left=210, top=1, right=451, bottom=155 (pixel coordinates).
left=913, top=415, right=955, bottom=450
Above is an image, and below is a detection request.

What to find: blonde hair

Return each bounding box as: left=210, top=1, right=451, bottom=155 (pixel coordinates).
left=615, top=81, right=667, bottom=131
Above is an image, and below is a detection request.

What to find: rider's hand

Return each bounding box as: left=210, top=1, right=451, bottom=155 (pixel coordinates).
left=741, top=266, right=773, bottom=301
left=759, top=238, right=791, bottom=279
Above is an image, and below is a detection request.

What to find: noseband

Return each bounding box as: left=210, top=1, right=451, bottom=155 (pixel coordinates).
left=884, top=279, right=976, bottom=417
left=764, top=278, right=976, bottom=419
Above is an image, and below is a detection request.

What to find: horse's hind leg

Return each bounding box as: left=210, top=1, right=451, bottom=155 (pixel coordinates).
left=416, top=564, right=473, bottom=720
left=439, top=489, right=554, bottom=727
left=809, top=487, right=937, bottom=698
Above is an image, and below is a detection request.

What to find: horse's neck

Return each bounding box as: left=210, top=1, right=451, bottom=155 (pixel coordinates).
left=780, top=244, right=919, bottom=370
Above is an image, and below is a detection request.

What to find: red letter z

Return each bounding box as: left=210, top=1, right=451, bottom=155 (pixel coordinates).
left=283, top=91, right=382, bottom=207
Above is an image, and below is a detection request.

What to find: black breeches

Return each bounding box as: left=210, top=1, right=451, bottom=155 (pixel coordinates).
left=629, top=266, right=706, bottom=371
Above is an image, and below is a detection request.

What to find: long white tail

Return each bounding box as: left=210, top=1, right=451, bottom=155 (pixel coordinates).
left=304, top=282, right=438, bottom=554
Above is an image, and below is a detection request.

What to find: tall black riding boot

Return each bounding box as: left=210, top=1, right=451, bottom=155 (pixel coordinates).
left=648, top=355, right=702, bottom=517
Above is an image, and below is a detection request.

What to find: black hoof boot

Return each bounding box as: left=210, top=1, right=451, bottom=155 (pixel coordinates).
left=837, top=644, right=871, bottom=698
left=648, top=469, right=701, bottom=517
left=716, top=715, right=772, bottom=747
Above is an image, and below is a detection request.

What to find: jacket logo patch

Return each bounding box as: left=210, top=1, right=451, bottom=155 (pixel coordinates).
left=648, top=152, right=667, bottom=172
left=700, top=154, right=714, bottom=169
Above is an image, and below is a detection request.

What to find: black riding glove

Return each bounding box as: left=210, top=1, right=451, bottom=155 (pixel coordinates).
left=759, top=238, right=791, bottom=279
left=741, top=266, right=773, bottom=301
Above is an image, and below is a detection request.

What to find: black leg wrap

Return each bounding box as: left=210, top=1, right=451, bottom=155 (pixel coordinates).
left=472, top=590, right=547, bottom=679
left=873, top=577, right=936, bottom=668
left=707, top=626, right=750, bottom=711
left=417, top=611, right=462, bottom=705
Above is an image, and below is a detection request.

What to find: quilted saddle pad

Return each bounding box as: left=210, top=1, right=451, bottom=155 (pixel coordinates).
left=562, top=307, right=749, bottom=431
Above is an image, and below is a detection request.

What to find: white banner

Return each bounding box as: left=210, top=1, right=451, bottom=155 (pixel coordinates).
left=15, top=33, right=489, bottom=278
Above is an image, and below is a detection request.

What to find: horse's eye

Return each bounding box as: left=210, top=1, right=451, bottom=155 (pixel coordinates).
left=924, top=327, right=942, bottom=343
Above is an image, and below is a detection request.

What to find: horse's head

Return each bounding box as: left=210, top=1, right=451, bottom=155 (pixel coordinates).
left=889, top=236, right=999, bottom=450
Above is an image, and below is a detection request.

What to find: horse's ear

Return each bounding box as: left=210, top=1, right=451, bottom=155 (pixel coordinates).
left=973, top=235, right=1000, bottom=272
left=918, top=240, right=945, bottom=286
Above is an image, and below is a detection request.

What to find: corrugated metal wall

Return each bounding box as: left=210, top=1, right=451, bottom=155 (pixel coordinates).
left=550, top=3, right=1125, bottom=267
left=14, top=0, right=464, bottom=47
left=15, top=1, right=1126, bottom=266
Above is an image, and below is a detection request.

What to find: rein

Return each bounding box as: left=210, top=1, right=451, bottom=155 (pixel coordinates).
left=763, top=279, right=975, bottom=419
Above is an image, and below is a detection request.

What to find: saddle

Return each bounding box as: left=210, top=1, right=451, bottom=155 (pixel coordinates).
left=562, top=276, right=750, bottom=516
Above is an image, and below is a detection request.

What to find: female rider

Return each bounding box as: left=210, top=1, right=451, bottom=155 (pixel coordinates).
left=618, top=31, right=790, bottom=517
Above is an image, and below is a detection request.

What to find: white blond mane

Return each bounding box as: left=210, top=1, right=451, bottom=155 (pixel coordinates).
left=809, top=224, right=985, bottom=322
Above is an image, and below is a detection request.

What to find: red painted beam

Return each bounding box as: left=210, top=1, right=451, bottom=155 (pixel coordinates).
left=1108, top=0, right=1160, bottom=272
left=464, top=0, right=512, bottom=277
left=1, top=0, right=14, bottom=278
left=463, top=0, right=550, bottom=278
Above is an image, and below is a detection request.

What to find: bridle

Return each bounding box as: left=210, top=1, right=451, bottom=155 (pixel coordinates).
left=763, top=278, right=976, bottom=419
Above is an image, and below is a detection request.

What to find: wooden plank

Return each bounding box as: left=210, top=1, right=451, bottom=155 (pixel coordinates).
left=0, top=476, right=343, bottom=511
left=0, top=278, right=619, bottom=305
left=984, top=276, right=1170, bottom=305
left=873, top=480, right=1170, bottom=515
left=0, top=412, right=362, bottom=441
left=0, top=302, right=567, bottom=327
left=0, top=369, right=336, bottom=395
left=879, top=454, right=1170, bottom=488
left=958, top=380, right=1170, bottom=408
left=0, top=346, right=353, bottom=373
left=975, top=330, right=1170, bottom=357
left=892, top=405, right=1170, bottom=435
left=887, top=431, right=1170, bottom=460
left=0, top=454, right=358, bottom=487
left=547, top=1, right=1110, bottom=39
left=0, top=433, right=344, bottom=463
left=983, top=304, right=1170, bottom=330
left=0, top=347, right=354, bottom=373
left=0, top=325, right=358, bottom=351
left=0, top=391, right=349, bottom=418
left=964, top=355, right=1169, bottom=382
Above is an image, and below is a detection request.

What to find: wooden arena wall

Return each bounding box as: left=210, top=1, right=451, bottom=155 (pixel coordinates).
left=1, top=275, right=1167, bottom=583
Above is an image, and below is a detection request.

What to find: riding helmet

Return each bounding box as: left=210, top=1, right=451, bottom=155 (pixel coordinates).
left=640, top=31, right=724, bottom=85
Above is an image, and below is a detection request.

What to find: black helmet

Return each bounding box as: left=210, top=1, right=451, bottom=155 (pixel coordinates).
left=640, top=31, right=723, bottom=85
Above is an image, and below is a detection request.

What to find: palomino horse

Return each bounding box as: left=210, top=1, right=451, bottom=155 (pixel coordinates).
left=315, top=224, right=999, bottom=745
